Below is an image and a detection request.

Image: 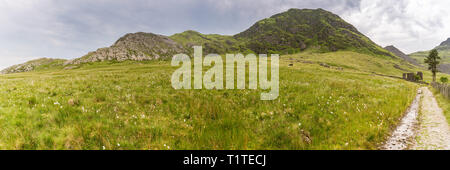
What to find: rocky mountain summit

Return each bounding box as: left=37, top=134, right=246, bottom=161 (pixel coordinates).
left=66, top=32, right=185, bottom=65
left=384, top=45, right=420, bottom=66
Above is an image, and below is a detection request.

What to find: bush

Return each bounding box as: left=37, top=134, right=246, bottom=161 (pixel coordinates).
left=415, top=75, right=421, bottom=81
left=440, top=77, right=448, bottom=83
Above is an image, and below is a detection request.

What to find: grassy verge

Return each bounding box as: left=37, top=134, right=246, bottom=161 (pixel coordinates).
left=430, top=88, right=450, bottom=124
left=0, top=51, right=419, bottom=150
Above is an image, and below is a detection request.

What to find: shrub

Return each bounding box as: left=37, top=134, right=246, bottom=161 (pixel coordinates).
left=440, top=77, right=448, bottom=83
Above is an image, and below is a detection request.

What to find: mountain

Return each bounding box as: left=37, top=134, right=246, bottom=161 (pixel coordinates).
left=409, top=38, right=450, bottom=73
left=69, top=8, right=392, bottom=65
left=66, top=32, right=185, bottom=65
left=235, top=8, right=392, bottom=56
left=384, top=45, right=420, bottom=66
left=4, top=8, right=396, bottom=73
left=1, top=58, right=66, bottom=74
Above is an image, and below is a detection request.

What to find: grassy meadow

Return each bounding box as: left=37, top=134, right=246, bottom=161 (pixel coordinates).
left=0, top=51, right=426, bottom=150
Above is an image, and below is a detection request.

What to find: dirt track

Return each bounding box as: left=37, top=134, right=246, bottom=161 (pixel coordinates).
left=413, top=87, right=450, bottom=150
left=383, top=87, right=450, bottom=150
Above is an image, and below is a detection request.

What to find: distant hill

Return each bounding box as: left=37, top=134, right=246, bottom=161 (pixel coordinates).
left=4, top=8, right=397, bottom=73
left=1, top=58, right=66, bottom=74
left=384, top=45, right=420, bottom=66
left=409, top=38, right=450, bottom=73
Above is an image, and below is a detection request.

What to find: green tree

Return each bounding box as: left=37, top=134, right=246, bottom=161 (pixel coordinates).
left=424, top=49, right=440, bottom=82
left=440, top=77, right=448, bottom=84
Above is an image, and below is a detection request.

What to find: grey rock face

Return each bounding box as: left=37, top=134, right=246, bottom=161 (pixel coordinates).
left=67, top=32, right=186, bottom=65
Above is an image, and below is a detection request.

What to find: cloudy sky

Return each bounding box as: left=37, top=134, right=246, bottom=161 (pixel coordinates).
left=1, top=0, right=449, bottom=69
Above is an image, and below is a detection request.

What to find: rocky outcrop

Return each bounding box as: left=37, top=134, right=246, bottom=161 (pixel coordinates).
left=66, top=32, right=185, bottom=65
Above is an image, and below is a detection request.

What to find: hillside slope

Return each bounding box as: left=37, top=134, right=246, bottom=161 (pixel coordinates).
left=169, top=30, right=241, bottom=54
left=436, top=38, right=450, bottom=51
left=1, top=58, right=67, bottom=74
left=409, top=38, right=450, bottom=73
left=384, top=45, right=421, bottom=66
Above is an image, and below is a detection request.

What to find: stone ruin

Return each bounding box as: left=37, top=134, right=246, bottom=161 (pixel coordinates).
left=403, top=72, right=423, bottom=82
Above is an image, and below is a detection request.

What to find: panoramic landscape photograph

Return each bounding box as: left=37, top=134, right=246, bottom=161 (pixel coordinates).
left=1, top=0, right=450, bottom=158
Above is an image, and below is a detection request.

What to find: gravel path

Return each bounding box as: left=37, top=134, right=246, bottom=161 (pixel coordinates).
left=382, top=89, right=421, bottom=150
left=382, top=87, right=450, bottom=150
left=412, top=87, right=450, bottom=150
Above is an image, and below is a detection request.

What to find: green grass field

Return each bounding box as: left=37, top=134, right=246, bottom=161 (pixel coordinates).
left=0, top=51, right=430, bottom=150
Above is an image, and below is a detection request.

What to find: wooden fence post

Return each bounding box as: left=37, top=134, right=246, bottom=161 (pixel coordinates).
left=432, top=82, right=450, bottom=99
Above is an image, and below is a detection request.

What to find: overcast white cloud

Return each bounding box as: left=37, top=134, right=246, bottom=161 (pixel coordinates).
left=0, top=0, right=449, bottom=69
left=341, top=0, right=450, bottom=54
